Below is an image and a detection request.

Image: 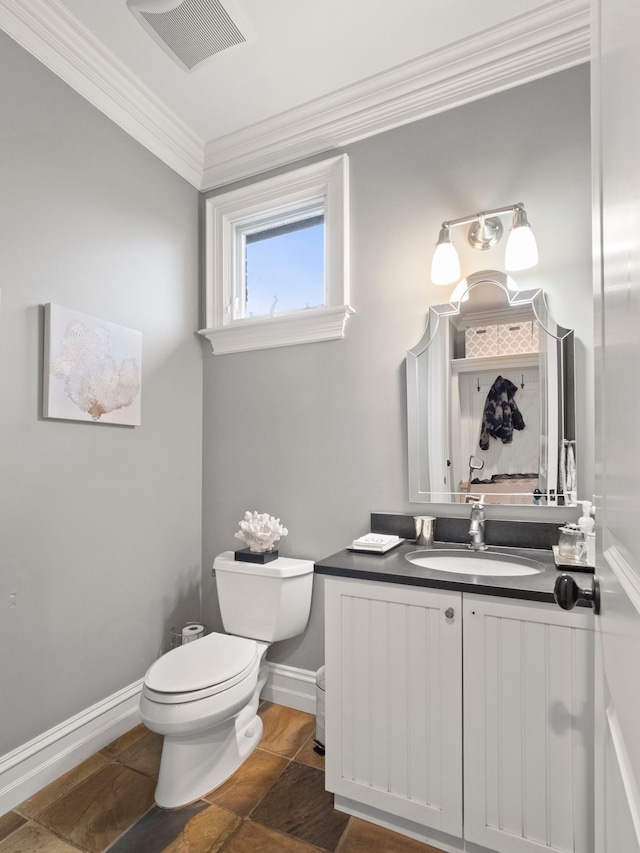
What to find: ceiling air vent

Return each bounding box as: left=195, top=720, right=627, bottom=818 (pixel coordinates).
left=127, top=0, right=252, bottom=71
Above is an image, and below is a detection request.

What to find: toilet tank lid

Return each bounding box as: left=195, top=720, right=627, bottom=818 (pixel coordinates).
left=213, top=551, right=314, bottom=577
left=145, top=632, right=257, bottom=694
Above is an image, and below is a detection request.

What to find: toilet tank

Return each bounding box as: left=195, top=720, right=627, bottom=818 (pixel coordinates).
left=213, top=551, right=313, bottom=642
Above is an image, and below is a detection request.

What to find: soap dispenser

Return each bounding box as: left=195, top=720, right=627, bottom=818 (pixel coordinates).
left=578, top=500, right=595, bottom=565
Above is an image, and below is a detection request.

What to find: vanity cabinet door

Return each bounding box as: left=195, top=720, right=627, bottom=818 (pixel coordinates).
left=463, top=594, right=595, bottom=853
left=324, top=577, right=463, bottom=837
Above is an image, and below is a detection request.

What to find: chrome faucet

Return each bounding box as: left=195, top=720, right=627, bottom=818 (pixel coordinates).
left=469, top=497, right=488, bottom=551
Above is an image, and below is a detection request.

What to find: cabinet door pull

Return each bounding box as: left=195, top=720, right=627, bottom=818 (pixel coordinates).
left=445, top=607, right=455, bottom=619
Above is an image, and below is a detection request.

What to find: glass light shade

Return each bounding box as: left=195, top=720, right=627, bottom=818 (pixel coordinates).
left=431, top=234, right=461, bottom=285
left=505, top=209, right=538, bottom=271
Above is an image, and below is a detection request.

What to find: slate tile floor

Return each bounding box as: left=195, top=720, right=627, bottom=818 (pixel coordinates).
left=0, top=702, right=444, bottom=852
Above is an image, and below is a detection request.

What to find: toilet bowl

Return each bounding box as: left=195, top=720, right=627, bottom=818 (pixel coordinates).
left=139, top=551, right=313, bottom=808
left=140, top=632, right=269, bottom=807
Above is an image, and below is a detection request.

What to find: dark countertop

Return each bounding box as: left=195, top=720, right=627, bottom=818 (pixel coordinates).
left=315, top=540, right=593, bottom=605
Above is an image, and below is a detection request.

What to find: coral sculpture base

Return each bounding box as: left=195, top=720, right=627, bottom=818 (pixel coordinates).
left=234, top=548, right=278, bottom=564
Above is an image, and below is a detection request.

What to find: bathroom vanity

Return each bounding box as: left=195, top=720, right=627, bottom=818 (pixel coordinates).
left=316, top=531, right=594, bottom=853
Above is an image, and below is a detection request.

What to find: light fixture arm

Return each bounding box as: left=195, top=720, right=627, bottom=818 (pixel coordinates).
left=439, top=202, right=525, bottom=231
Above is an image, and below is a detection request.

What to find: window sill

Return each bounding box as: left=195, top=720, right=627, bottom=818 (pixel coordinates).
left=198, top=304, right=355, bottom=355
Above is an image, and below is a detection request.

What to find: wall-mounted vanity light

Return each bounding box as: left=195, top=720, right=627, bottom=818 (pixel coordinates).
left=431, top=203, right=538, bottom=285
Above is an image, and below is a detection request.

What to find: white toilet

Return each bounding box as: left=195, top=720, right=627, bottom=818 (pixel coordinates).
left=139, top=550, right=313, bottom=808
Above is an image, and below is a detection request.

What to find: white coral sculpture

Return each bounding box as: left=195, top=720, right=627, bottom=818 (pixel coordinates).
left=235, top=511, right=288, bottom=553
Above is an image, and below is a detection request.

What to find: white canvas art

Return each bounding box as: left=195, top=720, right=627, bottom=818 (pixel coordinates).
left=43, top=304, right=142, bottom=425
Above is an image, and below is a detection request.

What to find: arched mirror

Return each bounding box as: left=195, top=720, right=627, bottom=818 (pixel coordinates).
left=407, top=270, right=575, bottom=506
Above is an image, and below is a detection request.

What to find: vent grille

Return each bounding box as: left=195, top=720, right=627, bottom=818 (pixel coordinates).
left=132, top=0, right=247, bottom=71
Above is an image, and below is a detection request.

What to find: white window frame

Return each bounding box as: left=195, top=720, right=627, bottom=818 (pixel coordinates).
left=199, top=155, right=353, bottom=355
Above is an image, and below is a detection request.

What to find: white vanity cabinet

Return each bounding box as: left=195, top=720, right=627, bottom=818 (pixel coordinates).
left=324, top=578, right=463, bottom=837
left=463, top=593, right=594, bottom=853
left=324, top=577, right=595, bottom=853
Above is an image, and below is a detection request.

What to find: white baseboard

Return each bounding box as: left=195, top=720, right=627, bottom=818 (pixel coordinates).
left=262, top=662, right=317, bottom=715
left=0, top=680, right=143, bottom=818
left=0, top=662, right=317, bottom=818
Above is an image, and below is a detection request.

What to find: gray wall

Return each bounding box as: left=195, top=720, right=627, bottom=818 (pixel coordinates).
left=202, top=65, right=593, bottom=672
left=0, top=34, right=202, bottom=755
left=0, top=36, right=591, bottom=757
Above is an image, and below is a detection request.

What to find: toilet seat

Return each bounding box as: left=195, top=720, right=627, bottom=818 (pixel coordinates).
left=143, top=632, right=258, bottom=705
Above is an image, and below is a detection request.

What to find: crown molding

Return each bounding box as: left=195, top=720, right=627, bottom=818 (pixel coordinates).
left=201, top=0, right=590, bottom=190
left=0, top=0, right=204, bottom=188
left=0, top=0, right=589, bottom=192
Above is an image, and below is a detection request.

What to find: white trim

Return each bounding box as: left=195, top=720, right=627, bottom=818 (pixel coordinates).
left=198, top=304, right=354, bottom=355
left=201, top=155, right=352, bottom=354
left=603, top=543, right=640, bottom=618
left=0, top=0, right=204, bottom=188
left=0, top=680, right=143, bottom=817
left=201, top=0, right=590, bottom=189
left=0, top=0, right=587, bottom=190
left=262, top=662, right=317, bottom=715
left=0, top=664, right=315, bottom=818
left=606, top=703, right=640, bottom=849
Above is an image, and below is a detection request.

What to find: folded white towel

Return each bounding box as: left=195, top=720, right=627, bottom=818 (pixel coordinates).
left=351, top=534, right=401, bottom=553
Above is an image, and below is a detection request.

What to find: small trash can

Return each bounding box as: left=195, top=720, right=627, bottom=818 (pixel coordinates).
left=314, top=665, right=326, bottom=755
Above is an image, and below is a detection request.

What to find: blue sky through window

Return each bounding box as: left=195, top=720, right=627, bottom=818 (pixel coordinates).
left=245, top=222, right=324, bottom=318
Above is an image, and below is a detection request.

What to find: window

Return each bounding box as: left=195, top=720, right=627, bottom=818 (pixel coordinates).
left=200, top=155, right=352, bottom=354
left=242, top=210, right=324, bottom=319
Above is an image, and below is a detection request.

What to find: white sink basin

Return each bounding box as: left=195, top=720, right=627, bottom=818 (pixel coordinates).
left=405, top=549, right=542, bottom=577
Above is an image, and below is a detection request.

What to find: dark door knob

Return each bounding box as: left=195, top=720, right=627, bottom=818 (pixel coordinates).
left=554, top=573, right=600, bottom=614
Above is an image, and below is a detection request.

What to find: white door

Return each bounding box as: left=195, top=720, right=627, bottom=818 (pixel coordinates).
left=591, top=0, right=640, bottom=849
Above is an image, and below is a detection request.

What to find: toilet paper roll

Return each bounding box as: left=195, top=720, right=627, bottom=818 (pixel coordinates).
left=181, top=623, right=205, bottom=644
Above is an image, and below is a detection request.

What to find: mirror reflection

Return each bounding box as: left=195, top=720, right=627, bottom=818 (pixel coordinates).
left=407, top=270, right=575, bottom=506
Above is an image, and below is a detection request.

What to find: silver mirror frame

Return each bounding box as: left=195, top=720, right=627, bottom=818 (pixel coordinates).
left=407, top=270, right=575, bottom=506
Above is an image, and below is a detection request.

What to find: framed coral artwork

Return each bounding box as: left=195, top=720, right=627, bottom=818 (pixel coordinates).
left=43, top=304, right=142, bottom=425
